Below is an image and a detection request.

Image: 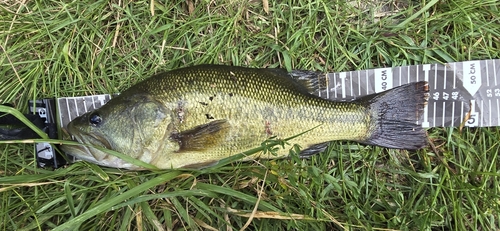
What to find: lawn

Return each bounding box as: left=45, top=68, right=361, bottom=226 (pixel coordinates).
left=1, top=0, right=500, bottom=230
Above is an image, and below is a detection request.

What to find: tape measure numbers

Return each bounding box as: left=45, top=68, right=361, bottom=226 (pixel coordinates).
left=316, top=59, right=500, bottom=128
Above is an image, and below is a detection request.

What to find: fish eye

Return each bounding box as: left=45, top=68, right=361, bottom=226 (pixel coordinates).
left=89, top=112, right=102, bottom=126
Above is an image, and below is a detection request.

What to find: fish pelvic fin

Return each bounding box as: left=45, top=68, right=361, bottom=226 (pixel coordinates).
left=170, top=119, right=230, bottom=152
left=361, top=81, right=429, bottom=150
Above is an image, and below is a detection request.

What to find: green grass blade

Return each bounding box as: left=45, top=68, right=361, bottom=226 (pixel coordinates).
left=52, top=171, right=182, bottom=230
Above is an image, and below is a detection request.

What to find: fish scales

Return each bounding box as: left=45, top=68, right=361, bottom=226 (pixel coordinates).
left=132, top=66, right=369, bottom=163
left=63, top=65, right=428, bottom=169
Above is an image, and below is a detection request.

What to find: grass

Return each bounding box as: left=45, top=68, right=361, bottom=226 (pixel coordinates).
left=1, top=0, right=500, bottom=230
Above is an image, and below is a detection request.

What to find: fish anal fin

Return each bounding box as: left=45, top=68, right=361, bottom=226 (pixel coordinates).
left=181, top=160, right=219, bottom=169
left=171, top=119, right=230, bottom=152
left=299, top=142, right=330, bottom=158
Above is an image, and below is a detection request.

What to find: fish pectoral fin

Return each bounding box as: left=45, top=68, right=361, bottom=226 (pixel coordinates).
left=171, top=119, right=230, bottom=152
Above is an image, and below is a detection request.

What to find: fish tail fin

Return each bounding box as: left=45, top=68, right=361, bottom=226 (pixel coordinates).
left=361, top=81, right=429, bottom=150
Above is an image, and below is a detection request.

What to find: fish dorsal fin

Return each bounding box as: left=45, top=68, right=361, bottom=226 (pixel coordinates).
left=261, top=68, right=325, bottom=95
left=170, top=119, right=230, bottom=152
left=288, top=69, right=326, bottom=95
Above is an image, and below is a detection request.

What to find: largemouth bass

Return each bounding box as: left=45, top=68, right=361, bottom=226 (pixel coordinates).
left=62, top=65, right=428, bottom=170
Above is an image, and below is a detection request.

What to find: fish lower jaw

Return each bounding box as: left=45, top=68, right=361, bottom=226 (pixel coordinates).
left=74, top=152, right=143, bottom=170
left=100, top=158, right=143, bottom=170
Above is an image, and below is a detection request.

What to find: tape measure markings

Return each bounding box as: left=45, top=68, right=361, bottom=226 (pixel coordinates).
left=63, top=99, right=72, bottom=128
left=326, top=63, right=446, bottom=127
left=76, top=98, right=81, bottom=117
left=339, top=72, right=345, bottom=98
left=494, top=59, right=498, bottom=86
left=365, top=69, right=369, bottom=96
left=451, top=101, right=455, bottom=127
left=459, top=102, right=463, bottom=128
left=57, top=95, right=113, bottom=129
left=350, top=71, right=354, bottom=97
left=349, top=71, right=354, bottom=97
left=486, top=60, right=490, bottom=87
left=82, top=98, right=88, bottom=117
left=422, top=64, right=431, bottom=127
left=90, top=96, right=95, bottom=111
left=489, top=99, right=492, bottom=125
left=497, top=99, right=500, bottom=124
left=444, top=65, right=448, bottom=90
left=463, top=60, right=481, bottom=96
left=374, top=67, right=392, bottom=93
left=443, top=101, right=447, bottom=126
left=356, top=70, right=361, bottom=96
left=333, top=73, right=337, bottom=99
left=452, top=62, right=456, bottom=89
left=481, top=100, right=484, bottom=127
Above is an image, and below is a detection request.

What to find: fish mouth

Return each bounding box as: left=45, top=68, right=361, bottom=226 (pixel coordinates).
left=61, top=127, right=113, bottom=163
left=62, top=129, right=142, bottom=169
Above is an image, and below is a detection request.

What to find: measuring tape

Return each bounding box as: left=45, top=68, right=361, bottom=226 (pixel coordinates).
left=318, top=59, right=499, bottom=128
left=28, top=59, right=499, bottom=167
